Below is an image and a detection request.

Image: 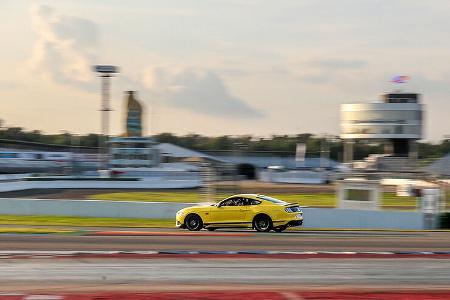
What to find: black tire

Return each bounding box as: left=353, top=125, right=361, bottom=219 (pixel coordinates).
left=206, top=227, right=216, bottom=231
left=185, top=214, right=203, bottom=231
left=274, top=226, right=287, bottom=233
left=253, top=215, right=272, bottom=232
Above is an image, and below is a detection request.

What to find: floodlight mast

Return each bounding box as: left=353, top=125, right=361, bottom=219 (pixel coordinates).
left=92, top=65, right=119, bottom=172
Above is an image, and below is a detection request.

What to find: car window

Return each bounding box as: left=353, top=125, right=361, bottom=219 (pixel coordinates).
left=220, top=197, right=260, bottom=206
left=247, top=199, right=261, bottom=205
left=220, top=198, right=242, bottom=206
left=234, top=198, right=246, bottom=206
left=220, top=199, right=234, bottom=206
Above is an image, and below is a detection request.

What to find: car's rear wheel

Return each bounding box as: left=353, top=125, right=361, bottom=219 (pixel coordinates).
left=185, top=214, right=203, bottom=231
left=274, top=225, right=287, bottom=232
left=253, top=215, right=272, bottom=232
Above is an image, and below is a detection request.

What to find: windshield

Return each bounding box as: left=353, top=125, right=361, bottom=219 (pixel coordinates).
left=257, top=195, right=288, bottom=205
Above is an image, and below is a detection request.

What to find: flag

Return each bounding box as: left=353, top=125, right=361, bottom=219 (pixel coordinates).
left=391, top=75, right=410, bottom=83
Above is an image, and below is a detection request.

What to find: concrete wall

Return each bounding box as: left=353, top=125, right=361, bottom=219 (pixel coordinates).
left=0, top=174, right=30, bottom=181
left=0, top=198, right=193, bottom=219
left=0, top=178, right=201, bottom=193
left=301, top=207, right=426, bottom=230
left=0, top=198, right=431, bottom=229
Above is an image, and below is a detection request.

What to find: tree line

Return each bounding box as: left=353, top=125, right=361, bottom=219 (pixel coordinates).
left=1, top=127, right=449, bottom=161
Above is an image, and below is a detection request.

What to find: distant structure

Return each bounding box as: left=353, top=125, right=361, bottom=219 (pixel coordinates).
left=92, top=65, right=119, bottom=170
left=109, top=91, right=159, bottom=169
left=341, top=93, right=423, bottom=170
left=124, top=91, right=143, bottom=137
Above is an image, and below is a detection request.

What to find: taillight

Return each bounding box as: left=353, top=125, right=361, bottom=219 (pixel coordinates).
left=285, top=206, right=300, bottom=213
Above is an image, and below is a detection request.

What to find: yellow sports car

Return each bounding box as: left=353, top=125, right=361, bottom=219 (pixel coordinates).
left=176, top=194, right=303, bottom=232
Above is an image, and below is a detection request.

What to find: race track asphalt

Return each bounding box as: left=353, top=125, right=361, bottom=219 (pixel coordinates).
left=0, top=257, right=450, bottom=292
left=1, top=258, right=449, bottom=290
left=1, top=229, right=450, bottom=252
left=1, top=229, right=450, bottom=294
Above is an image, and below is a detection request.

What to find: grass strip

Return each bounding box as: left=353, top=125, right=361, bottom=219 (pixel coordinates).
left=0, top=215, right=174, bottom=228
left=90, top=191, right=449, bottom=209
left=0, top=227, right=76, bottom=234
left=89, top=191, right=337, bottom=206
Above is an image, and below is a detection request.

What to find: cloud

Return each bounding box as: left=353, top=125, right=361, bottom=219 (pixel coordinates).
left=28, top=3, right=98, bottom=89
left=294, top=57, right=368, bottom=84
left=0, top=81, right=20, bottom=90
left=143, top=67, right=264, bottom=118
left=308, top=58, right=367, bottom=70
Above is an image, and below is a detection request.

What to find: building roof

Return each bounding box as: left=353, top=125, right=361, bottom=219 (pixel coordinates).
left=425, top=154, right=450, bottom=176
left=109, top=137, right=155, bottom=143
left=214, top=155, right=339, bottom=169
left=155, top=143, right=223, bottom=162
left=155, top=143, right=340, bottom=169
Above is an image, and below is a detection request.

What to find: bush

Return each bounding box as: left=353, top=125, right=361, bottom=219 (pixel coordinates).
left=439, top=213, right=450, bottom=229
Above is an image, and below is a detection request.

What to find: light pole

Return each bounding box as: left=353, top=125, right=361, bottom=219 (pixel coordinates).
left=320, top=134, right=330, bottom=169
left=92, top=65, right=119, bottom=172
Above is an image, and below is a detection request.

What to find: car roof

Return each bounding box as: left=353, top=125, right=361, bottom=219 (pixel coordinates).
left=222, top=194, right=291, bottom=206
left=224, top=194, right=260, bottom=199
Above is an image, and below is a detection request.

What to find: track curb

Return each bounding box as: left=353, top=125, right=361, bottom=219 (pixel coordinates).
left=1, top=290, right=450, bottom=300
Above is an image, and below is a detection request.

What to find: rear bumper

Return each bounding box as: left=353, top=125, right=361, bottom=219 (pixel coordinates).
left=274, top=217, right=303, bottom=228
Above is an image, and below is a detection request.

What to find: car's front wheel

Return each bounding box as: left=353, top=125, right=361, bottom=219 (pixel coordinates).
left=185, top=214, right=203, bottom=231
left=253, top=215, right=272, bottom=232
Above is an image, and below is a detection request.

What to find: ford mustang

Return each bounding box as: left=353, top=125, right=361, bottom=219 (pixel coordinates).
left=176, top=194, right=303, bottom=232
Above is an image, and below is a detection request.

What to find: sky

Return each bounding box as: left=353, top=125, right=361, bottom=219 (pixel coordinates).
left=1, top=0, right=450, bottom=141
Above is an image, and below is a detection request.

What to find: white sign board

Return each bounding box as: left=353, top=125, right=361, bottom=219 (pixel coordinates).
left=421, top=188, right=441, bottom=214
left=337, top=179, right=380, bottom=211
left=295, top=143, right=306, bottom=162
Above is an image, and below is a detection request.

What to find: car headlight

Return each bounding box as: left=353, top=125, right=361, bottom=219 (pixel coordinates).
left=176, top=210, right=184, bottom=217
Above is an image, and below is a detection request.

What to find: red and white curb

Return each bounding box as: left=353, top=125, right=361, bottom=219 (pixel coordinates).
left=0, top=294, right=63, bottom=300
left=1, top=291, right=450, bottom=300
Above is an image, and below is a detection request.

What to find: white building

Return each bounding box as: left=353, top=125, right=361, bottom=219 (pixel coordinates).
left=341, top=93, right=423, bottom=164
left=108, top=137, right=159, bottom=168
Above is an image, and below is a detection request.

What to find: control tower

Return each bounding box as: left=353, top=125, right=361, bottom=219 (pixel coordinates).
left=108, top=91, right=160, bottom=169
left=340, top=93, right=423, bottom=164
